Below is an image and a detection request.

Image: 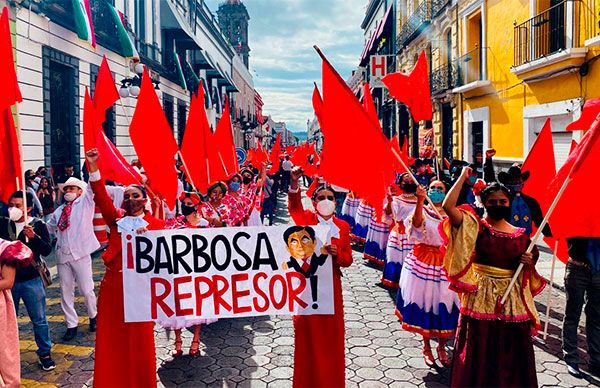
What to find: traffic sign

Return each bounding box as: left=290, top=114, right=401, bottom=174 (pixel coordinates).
left=236, top=147, right=247, bottom=165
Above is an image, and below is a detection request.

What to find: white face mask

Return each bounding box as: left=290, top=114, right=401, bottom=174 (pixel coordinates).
left=316, top=199, right=336, bottom=217
left=64, top=192, right=77, bottom=202
left=8, top=207, right=24, bottom=222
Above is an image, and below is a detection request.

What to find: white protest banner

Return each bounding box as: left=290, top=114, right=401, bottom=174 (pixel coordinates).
left=122, top=225, right=334, bottom=323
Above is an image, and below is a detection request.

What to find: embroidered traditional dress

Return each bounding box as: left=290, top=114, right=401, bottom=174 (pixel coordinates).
left=442, top=209, right=545, bottom=387
left=351, top=200, right=374, bottom=243
left=396, top=207, right=460, bottom=338
left=0, top=239, right=32, bottom=388
left=382, top=195, right=417, bottom=288
left=363, top=202, right=392, bottom=266
left=340, top=196, right=360, bottom=228
left=200, top=194, right=246, bottom=227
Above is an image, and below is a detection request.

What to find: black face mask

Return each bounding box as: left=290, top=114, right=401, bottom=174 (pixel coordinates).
left=242, top=177, right=253, bottom=185
left=400, top=182, right=417, bottom=194
left=181, top=204, right=196, bottom=216
left=486, top=205, right=511, bottom=221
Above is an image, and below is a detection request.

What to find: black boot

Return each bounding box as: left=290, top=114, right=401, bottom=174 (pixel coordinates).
left=89, top=317, right=97, bottom=332
left=62, top=327, right=77, bottom=341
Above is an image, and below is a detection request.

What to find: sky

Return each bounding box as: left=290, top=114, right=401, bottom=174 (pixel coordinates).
left=204, top=0, right=367, bottom=134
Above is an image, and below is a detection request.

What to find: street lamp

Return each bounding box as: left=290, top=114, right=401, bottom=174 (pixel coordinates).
left=118, top=63, right=160, bottom=98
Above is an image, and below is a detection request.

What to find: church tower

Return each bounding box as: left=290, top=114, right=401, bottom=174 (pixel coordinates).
left=217, top=0, right=250, bottom=68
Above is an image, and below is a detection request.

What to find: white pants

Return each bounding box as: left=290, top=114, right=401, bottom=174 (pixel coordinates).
left=57, top=255, right=97, bottom=328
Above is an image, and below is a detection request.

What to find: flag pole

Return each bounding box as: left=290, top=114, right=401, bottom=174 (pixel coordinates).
left=500, top=175, right=572, bottom=305
left=14, top=103, right=29, bottom=241
left=176, top=150, right=199, bottom=192
left=391, top=147, right=444, bottom=220
left=542, top=239, right=559, bottom=341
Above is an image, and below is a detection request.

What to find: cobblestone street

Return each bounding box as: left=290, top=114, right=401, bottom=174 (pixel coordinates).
left=18, top=193, right=600, bottom=387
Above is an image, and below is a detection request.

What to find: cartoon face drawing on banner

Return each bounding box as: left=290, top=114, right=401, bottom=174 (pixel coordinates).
left=282, top=226, right=330, bottom=310
left=282, top=226, right=328, bottom=278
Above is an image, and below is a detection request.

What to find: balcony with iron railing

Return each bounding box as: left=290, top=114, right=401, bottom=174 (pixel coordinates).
left=397, top=1, right=431, bottom=49
left=451, top=46, right=494, bottom=94
left=430, top=62, right=456, bottom=96
left=431, top=0, right=450, bottom=17
left=512, top=0, right=589, bottom=79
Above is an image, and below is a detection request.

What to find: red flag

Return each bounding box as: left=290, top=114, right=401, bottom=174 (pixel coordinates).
left=317, top=47, right=396, bottom=216
left=268, top=133, right=282, bottom=174
left=83, top=88, right=100, bottom=152
left=96, top=131, right=141, bottom=186
left=569, top=139, right=578, bottom=154
left=213, top=95, right=238, bottom=177
left=548, top=110, right=600, bottom=238
left=253, top=142, right=269, bottom=166
left=290, top=142, right=309, bottom=167
left=363, top=82, right=381, bottom=131
left=306, top=178, right=320, bottom=198
left=93, top=56, right=119, bottom=125
left=312, top=84, right=324, bottom=124
left=180, top=93, right=210, bottom=193
left=443, top=158, right=451, bottom=169
left=390, top=135, right=403, bottom=172
left=0, top=108, right=22, bottom=203
left=382, top=51, right=432, bottom=122
left=246, top=148, right=255, bottom=166
left=0, top=7, right=22, bottom=112
left=566, top=98, right=600, bottom=132
left=521, top=118, right=566, bottom=263
left=129, top=69, right=179, bottom=208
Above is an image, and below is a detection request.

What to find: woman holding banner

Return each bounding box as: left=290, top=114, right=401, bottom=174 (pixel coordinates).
left=442, top=167, right=544, bottom=387
left=164, top=191, right=213, bottom=357
left=85, top=149, right=165, bottom=388
left=287, top=167, right=353, bottom=388
left=396, top=180, right=460, bottom=368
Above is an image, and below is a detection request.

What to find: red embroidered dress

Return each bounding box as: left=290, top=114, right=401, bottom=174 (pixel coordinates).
left=442, top=209, right=545, bottom=387
left=199, top=194, right=246, bottom=227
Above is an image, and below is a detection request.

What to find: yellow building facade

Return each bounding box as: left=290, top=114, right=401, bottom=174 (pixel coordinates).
left=456, top=0, right=599, bottom=169
left=396, top=0, right=599, bottom=169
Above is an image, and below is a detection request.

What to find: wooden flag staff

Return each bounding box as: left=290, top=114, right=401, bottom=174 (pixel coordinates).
left=542, top=239, right=559, bottom=341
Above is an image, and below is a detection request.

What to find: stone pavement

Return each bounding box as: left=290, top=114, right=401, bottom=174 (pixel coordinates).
left=19, top=192, right=600, bottom=387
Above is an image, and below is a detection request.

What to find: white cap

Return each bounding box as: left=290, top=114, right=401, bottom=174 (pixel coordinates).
left=62, top=177, right=87, bottom=192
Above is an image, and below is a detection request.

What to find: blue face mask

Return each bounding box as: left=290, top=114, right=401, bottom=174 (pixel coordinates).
left=468, top=176, right=478, bottom=185
left=229, top=182, right=241, bottom=192
left=428, top=189, right=446, bottom=204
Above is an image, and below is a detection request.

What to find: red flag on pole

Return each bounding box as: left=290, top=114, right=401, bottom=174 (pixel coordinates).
left=316, top=46, right=396, bottom=216
left=213, top=94, right=238, bottom=177
left=180, top=93, right=210, bottom=193
left=253, top=142, right=269, bottom=166
left=521, top=118, right=567, bottom=263
left=382, top=51, right=432, bottom=122
left=549, top=110, right=600, bottom=238
left=0, top=109, right=22, bottom=203
left=0, top=7, right=22, bottom=112
left=83, top=88, right=100, bottom=152
left=267, top=133, right=282, bottom=174
left=129, top=69, right=179, bottom=208
left=363, top=82, right=381, bottom=131
left=93, top=56, right=119, bottom=125
left=96, top=131, right=142, bottom=186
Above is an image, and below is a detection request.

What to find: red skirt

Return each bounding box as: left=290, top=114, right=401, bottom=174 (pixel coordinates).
left=93, top=267, right=157, bottom=387
left=451, top=315, right=538, bottom=387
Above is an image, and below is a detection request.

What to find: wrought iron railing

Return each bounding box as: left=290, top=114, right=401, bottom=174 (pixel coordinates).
left=514, top=0, right=586, bottom=67
left=431, top=0, right=450, bottom=17
left=454, top=47, right=485, bottom=87
left=584, top=0, right=600, bottom=41
left=397, top=1, right=432, bottom=49
left=430, top=63, right=456, bottom=95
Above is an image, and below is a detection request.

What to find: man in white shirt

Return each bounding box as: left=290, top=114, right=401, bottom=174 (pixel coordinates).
left=281, top=156, right=293, bottom=192
left=47, top=177, right=99, bottom=341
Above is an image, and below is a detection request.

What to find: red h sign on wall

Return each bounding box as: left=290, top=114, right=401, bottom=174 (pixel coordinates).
left=369, top=55, right=387, bottom=87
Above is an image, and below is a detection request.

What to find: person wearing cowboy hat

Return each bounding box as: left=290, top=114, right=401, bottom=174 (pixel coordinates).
left=47, top=177, right=99, bottom=341
left=497, top=164, right=551, bottom=237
